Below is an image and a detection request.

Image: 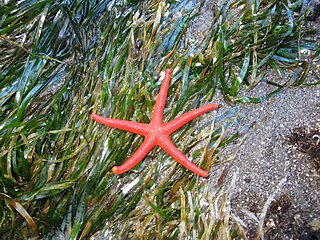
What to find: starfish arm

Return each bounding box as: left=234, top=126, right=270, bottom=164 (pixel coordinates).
left=151, top=69, right=172, bottom=124
left=163, top=104, right=219, bottom=134
left=157, top=136, right=209, bottom=178
left=112, top=137, right=156, bottom=174
left=91, top=114, right=150, bottom=136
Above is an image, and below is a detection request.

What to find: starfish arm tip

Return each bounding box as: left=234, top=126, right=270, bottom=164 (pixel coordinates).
left=210, top=103, right=219, bottom=109
left=189, top=167, right=209, bottom=178
left=159, top=137, right=210, bottom=178
left=202, top=171, right=209, bottom=178
left=91, top=113, right=100, bottom=120
left=112, top=166, right=120, bottom=174
left=165, top=69, right=172, bottom=74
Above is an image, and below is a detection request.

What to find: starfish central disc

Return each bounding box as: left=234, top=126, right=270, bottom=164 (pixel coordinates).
left=91, top=69, right=219, bottom=178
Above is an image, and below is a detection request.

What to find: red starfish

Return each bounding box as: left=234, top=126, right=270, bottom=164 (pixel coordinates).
left=91, top=69, right=219, bottom=177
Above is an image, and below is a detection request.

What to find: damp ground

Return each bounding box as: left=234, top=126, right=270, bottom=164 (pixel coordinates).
left=207, top=19, right=320, bottom=240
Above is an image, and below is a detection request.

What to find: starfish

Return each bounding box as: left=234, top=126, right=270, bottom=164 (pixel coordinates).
left=91, top=69, right=219, bottom=177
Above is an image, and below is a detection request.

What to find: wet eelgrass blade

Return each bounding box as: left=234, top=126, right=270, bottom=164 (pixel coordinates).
left=0, top=193, right=38, bottom=238
left=201, top=0, right=318, bottom=103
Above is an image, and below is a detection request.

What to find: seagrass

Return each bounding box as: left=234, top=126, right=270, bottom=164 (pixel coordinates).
left=0, top=0, right=318, bottom=239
